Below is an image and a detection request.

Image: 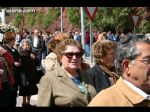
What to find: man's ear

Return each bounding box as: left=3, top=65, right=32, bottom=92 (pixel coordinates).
left=121, top=59, right=131, bottom=76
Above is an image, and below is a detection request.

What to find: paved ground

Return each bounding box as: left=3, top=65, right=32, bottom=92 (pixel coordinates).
left=16, top=94, right=37, bottom=107
left=84, top=56, right=95, bottom=67
left=16, top=85, right=39, bottom=107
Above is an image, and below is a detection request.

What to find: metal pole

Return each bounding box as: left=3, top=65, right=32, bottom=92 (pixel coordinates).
left=134, top=26, right=136, bottom=34
left=1, top=9, right=5, bottom=25
left=80, top=7, right=85, bottom=59
left=61, top=7, right=63, bottom=32
left=90, top=19, right=93, bottom=64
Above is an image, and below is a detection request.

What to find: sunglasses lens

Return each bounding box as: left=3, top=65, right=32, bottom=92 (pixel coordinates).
left=66, top=53, right=74, bottom=58
left=74, top=52, right=81, bottom=58
left=65, top=52, right=82, bottom=58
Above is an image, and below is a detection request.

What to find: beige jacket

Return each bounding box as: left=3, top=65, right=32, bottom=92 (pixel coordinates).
left=88, top=77, right=150, bottom=107
left=37, top=67, right=97, bottom=107
left=42, top=52, right=60, bottom=72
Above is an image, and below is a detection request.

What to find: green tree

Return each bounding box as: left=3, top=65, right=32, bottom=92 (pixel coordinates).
left=26, top=13, right=35, bottom=28
left=93, top=7, right=132, bottom=32
left=67, top=7, right=81, bottom=27
left=13, top=14, right=23, bottom=29
left=139, top=20, right=150, bottom=33
left=12, top=7, right=150, bottom=34
left=34, top=12, right=44, bottom=29
left=43, top=7, right=60, bottom=29
left=67, top=7, right=133, bottom=32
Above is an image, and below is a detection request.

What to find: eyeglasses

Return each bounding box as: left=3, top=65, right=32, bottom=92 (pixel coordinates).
left=63, top=52, right=82, bottom=59
left=136, top=58, right=150, bottom=66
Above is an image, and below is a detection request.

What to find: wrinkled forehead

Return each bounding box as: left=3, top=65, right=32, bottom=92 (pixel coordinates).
left=136, top=42, right=150, bottom=58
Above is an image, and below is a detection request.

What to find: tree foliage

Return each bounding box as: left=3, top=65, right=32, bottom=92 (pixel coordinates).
left=67, top=7, right=81, bottom=28
left=139, top=20, right=150, bottom=33
left=13, top=7, right=60, bottom=30
left=92, top=7, right=132, bottom=32
left=26, top=13, right=35, bottom=28
left=11, top=7, right=150, bottom=33
left=13, top=14, right=23, bottom=28
left=43, top=7, right=60, bottom=29
left=67, top=7, right=150, bottom=33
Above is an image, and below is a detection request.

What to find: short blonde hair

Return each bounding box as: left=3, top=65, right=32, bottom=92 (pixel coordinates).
left=54, top=32, right=69, bottom=41
left=47, top=39, right=60, bottom=53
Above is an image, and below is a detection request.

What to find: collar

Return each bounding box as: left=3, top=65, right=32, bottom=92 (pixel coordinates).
left=6, top=44, right=12, bottom=49
left=117, top=77, right=145, bottom=104
left=124, top=79, right=150, bottom=100
left=58, top=66, right=89, bottom=87
left=5, top=44, right=15, bottom=52
left=61, top=66, right=79, bottom=78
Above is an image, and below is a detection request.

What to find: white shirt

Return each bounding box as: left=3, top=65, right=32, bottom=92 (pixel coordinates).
left=0, top=33, right=3, bottom=42
left=124, top=79, right=150, bottom=100
left=74, top=35, right=77, bottom=40
left=33, top=37, right=38, bottom=48
left=15, top=34, right=21, bottom=44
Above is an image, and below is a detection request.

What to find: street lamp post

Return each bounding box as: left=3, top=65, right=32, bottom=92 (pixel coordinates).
left=80, top=7, right=85, bottom=59
left=0, top=9, right=6, bottom=25
left=61, top=7, right=63, bottom=32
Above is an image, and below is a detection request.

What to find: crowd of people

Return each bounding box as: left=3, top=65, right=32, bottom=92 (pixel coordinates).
left=0, top=27, right=150, bottom=107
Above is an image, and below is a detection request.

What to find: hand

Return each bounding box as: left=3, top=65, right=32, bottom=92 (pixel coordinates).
left=0, top=46, right=6, bottom=55
left=14, top=62, right=21, bottom=67
left=0, top=69, right=4, bottom=75
left=30, top=53, right=36, bottom=59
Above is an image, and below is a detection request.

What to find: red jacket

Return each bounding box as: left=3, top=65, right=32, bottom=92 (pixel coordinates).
left=0, top=51, right=15, bottom=89
left=85, top=34, right=90, bottom=44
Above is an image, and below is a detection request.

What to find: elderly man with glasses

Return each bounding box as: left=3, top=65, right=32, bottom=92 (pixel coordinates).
left=88, top=34, right=150, bottom=107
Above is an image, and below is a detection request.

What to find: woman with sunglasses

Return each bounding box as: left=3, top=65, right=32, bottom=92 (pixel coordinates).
left=37, top=39, right=96, bottom=107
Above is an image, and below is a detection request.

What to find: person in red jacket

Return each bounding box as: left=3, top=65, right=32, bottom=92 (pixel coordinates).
left=0, top=45, right=15, bottom=106
left=85, top=31, right=90, bottom=57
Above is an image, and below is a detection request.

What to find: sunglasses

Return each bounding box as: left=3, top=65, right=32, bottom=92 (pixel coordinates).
left=63, top=52, right=82, bottom=58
